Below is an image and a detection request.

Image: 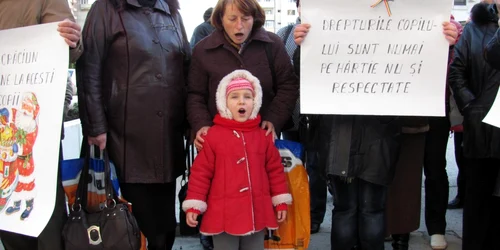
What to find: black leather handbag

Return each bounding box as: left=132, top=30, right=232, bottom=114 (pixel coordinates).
left=62, top=150, right=141, bottom=250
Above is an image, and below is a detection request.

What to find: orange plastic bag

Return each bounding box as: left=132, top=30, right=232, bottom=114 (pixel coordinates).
left=265, top=140, right=310, bottom=250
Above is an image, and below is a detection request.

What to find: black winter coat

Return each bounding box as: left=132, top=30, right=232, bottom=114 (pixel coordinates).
left=449, top=3, right=500, bottom=159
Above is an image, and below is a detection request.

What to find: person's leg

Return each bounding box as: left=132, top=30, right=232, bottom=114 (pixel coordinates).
left=37, top=162, right=68, bottom=250
left=153, top=182, right=177, bottom=250
left=307, top=150, right=327, bottom=233
left=391, top=233, right=410, bottom=250
left=120, top=183, right=155, bottom=248
left=285, top=130, right=327, bottom=234
left=200, top=234, right=214, bottom=250
left=0, top=231, right=37, bottom=250
left=448, top=132, right=465, bottom=208
left=240, top=230, right=265, bottom=250
left=423, top=117, right=449, bottom=236
left=120, top=183, right=177, bottom=250
left=212, top=233, right=239, bottom=250
left=462, top=159, right=500, bottom=250
left=357, top=179, right=386, bottom=250
left=454, top=132, right=465, bottom=200
left=330, top=176, right=358, bottom=250
left=485, top=177, right=500, bottom=250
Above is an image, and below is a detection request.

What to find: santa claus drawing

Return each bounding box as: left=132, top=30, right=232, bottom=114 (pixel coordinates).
left=3, top=93, right=39, bottom=220
left=0, top=108, right=20, bottom=213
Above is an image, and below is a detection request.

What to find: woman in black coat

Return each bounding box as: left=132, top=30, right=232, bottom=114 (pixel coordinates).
left=448, top=3, right=500, bottom=250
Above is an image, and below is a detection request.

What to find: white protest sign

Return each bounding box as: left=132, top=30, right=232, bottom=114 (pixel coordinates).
left=0, top=23, right=68, bottom=237
left=300, top=0, right=452, bottom=116
left=483, top=88, right=500, bottom=128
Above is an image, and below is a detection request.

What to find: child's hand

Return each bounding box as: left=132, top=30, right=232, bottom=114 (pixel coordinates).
left=186, top=212, right=199, bottom=227
left=277, top=211, right=287, bottom=223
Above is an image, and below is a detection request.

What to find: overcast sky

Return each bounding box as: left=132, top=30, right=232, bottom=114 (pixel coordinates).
left=180, top=0, right=218, bottom=40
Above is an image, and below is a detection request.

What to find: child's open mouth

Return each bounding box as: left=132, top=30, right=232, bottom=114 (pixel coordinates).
left=238, top=108, right=246, bottom=114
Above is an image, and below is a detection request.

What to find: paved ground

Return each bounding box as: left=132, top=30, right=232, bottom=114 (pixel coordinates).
left=0, top=134, right=463, bottom=250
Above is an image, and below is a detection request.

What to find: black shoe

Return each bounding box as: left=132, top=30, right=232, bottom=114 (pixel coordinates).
left=391, top=233, right=409, bottom=250
left=200, top=235, right=213, bottom=250
left=447, top=197, right=464, bottom=209
left=311, top=223, right=320, bottom=234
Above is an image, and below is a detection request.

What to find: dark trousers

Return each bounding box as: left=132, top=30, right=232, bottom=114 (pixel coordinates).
left=120, top=182, right=177, bottom=250
left=0, top=145, right=67, bottom=250
left=453, top=132, right=466, bottom=200
left=423, top=117, right=449, bottom=235
left=282, top=131, right=327, bottom=225
left=329, top=177, right=387, bottom=250
left=462, top=158, right=500, bottom=250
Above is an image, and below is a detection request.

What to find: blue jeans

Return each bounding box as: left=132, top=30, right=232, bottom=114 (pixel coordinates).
left=329, top=177, right=387, bottom=250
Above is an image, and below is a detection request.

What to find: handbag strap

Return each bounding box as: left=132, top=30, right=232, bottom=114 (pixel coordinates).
left=73, top=147, right=116, bottom=211
left=181, top=139, right=193, bottom=185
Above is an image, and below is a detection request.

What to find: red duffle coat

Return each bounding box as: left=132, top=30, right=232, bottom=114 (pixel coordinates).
left=182, top=115, right=291, bottom=236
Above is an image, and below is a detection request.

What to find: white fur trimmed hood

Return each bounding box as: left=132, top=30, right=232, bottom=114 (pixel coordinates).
left=216, top=70, right=263, bottom=120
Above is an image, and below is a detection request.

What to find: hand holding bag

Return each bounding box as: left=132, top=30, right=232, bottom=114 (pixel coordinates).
left=62, top=150, right=141, bottom=250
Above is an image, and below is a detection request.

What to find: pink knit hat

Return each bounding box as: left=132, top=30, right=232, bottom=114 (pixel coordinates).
left=226, top=77, right=255, bottom=96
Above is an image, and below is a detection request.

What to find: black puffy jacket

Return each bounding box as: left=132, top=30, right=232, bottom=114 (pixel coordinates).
left=449, top=3, right=500, bottom=159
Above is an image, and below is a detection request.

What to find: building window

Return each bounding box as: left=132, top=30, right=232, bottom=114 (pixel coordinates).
left=265, top=20, right=274, bottom=29
left=80, top=0, right=88, bottom=4
left=454, top=0, right=466, bottom=5
left=265, top=9, right=273, bottom=15
left=287, top=10, right=296, bottom=15
left=264, top=0, right=271, bottom=2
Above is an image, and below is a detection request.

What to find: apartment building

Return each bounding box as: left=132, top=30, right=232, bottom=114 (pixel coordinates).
left=257, top=0, right=299, bottom=33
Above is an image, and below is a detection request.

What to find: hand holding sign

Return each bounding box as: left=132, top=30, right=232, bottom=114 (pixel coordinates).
left=300, top=0, right=453, bottom=116
left=294, top=24, right=311, bottom=46
left=57, top=19, right=81, bottom=48
left=443, top=22, right=458, bottom=45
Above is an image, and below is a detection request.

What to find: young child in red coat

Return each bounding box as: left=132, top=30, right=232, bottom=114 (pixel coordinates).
left=182, top=69, right=292, bottom=250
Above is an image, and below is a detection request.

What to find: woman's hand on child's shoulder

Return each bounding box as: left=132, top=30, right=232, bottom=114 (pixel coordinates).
left=195, top=126, right=211, bottom=151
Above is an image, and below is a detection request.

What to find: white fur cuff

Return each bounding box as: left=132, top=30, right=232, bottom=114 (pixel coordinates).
left=182, top=199, right=208, bottom=213
left=272, top=193, right=293, bottom=206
